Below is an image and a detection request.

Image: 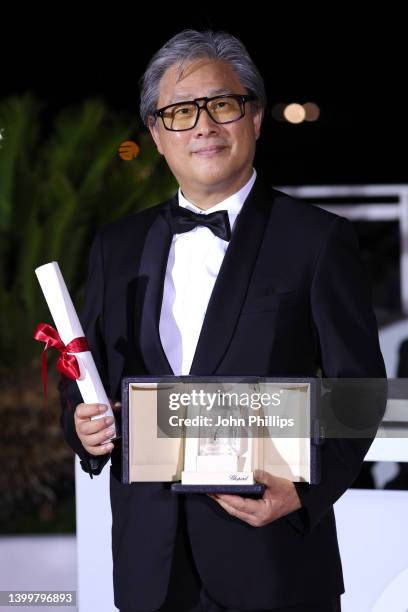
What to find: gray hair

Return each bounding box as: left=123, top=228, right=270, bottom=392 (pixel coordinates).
left=139, top=29, right=267, bottom=127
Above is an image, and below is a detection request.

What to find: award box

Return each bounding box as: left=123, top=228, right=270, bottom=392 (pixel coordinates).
left=121, top=376, right=321, bottom=493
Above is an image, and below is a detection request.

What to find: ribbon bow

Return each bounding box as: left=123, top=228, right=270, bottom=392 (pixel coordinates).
left=33, top=322, right=89, bottom=399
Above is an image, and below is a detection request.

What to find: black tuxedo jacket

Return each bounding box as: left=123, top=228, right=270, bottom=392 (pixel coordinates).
left=60, top=178, right=385, bottom=610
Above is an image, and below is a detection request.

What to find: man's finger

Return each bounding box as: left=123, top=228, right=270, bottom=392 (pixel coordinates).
left=88, top=423, right=116, bottom=444
left=78, top=415, right=114, bottom=436
left=254, top=469, right=274, bottom=487
left=84, top=441, right=114, bottom=456
left=214, top=497, right=261, bottom=526
left=75, top=403, right=107, bottom=421
left=214, top=494, right=261, bottom=515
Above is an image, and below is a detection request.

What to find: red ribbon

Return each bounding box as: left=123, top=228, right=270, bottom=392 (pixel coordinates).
left=33, top=322, right=89, bottom=400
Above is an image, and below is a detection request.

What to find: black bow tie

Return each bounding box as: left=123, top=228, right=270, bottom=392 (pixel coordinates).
left=170, top=206, right=232, bottom=242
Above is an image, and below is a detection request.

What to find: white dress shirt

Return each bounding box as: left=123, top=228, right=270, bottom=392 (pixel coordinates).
left=159, top=169, right=257, bottom=375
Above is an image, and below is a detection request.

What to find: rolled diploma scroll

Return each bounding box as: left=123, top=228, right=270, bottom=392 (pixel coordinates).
left=35, top=261, right=118, bottom=441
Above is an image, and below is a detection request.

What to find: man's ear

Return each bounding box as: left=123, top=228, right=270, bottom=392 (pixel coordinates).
left=148, top=116, right=164, bottom=155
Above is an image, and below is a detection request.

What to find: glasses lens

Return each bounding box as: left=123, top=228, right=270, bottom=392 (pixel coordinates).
left=163, top=103, right=197, bottom=130
left=207, top=96, right=243, bottom=123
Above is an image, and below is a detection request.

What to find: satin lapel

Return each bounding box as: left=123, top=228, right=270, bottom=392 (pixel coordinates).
left=137, top=198, right=175, bottom=375
left=189, top=180, right=273, bottom=375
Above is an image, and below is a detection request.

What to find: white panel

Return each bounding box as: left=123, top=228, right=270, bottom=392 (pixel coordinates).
left=335, top=489, right=408, bottom=612
left=75, top=457, right=117, bottom=611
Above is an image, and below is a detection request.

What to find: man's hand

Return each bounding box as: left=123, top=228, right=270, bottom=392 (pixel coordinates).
left=208, top=469, right=302, bottom=527
left=74, top=402, right=118, bottom=456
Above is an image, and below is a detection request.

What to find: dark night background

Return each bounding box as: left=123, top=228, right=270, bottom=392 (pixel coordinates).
left=1, top=8, right=406, bottom=186
left=1, top=8, right=407, bottom=538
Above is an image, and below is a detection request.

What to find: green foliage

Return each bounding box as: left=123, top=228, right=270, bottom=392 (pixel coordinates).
left=0, top=94, right=177, bottom=369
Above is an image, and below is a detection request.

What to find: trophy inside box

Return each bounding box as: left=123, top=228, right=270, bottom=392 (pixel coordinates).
left=122, top=378, right=317, bottom=493
left=181, top=397, right=258, bottom=487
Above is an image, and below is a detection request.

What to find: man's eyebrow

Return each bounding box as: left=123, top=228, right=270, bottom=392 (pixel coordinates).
left=168, top=88, right=235, bottom=104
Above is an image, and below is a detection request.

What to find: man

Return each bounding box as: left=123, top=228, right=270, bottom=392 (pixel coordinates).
left=60, top=30, right=385, bottom=612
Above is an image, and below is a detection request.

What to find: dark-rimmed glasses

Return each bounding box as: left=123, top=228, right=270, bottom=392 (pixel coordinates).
left=152, top=94, right=257, bottom=131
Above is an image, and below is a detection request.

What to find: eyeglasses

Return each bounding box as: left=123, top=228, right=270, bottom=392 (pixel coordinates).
left=152, top=94, right=257, bottom=131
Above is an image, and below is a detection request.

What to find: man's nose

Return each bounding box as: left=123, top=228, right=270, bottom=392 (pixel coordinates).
left=194, top=105, right=219, bottom=133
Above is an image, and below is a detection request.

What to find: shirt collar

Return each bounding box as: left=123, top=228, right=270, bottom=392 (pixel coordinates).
left=177, top=168, right=257, bottom=231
